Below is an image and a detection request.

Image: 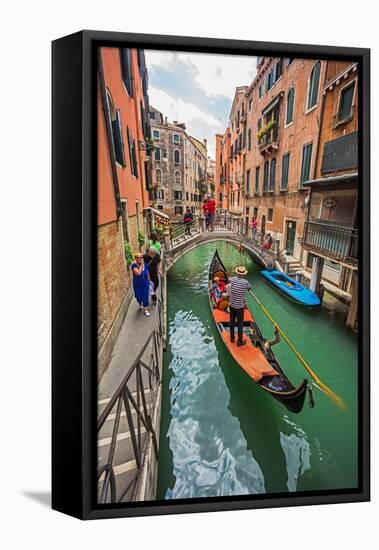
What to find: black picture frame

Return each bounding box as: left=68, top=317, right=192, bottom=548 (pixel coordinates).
left=52, top=30, right=370, bottom=520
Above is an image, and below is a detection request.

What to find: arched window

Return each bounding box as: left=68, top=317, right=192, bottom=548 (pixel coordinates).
left=155, top=168, right=162, bottom=184
left=174, top=149, right=180, bottom=164
left=174, top=170, right=181, bottom=185
left=307, top=61, right=321, bottom=110
left=286, top=87, right=295, bottom=125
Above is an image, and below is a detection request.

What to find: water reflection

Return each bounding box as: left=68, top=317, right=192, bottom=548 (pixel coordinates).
left=166, top=310, right=265, bottom=499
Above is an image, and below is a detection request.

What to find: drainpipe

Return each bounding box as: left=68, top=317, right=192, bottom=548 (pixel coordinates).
left=98, top=49, right=123, bottom=219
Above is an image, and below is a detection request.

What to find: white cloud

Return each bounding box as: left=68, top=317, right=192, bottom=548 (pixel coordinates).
left=148, top=85, right=224, bottom=158
left=146, top=50, right=257, bottom=99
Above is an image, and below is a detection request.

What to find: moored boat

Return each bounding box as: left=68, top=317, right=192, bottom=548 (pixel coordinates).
left=209, top=250, right=308, bottom=413
left=260, top=269, right=321, bottom=306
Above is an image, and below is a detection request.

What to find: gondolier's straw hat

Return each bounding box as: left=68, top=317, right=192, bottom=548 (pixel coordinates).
left=235, top=266, right=248, bottom=276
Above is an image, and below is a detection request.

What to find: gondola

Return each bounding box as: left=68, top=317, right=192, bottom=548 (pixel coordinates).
left=209, top=250, right=308, bottom=413
left=260, top=269, right=321, bottom=306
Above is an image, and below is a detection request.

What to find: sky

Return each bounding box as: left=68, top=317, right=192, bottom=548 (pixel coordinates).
left=145, top=50, right=257, bottom=159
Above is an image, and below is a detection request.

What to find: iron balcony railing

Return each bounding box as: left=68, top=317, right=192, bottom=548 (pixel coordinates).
left=301, top=220, right=358, bottom=265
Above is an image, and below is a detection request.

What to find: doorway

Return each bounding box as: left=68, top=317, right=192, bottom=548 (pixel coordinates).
left=285, top=220, right=296, bottom=255
left=261, top=215, right=266, bottom=236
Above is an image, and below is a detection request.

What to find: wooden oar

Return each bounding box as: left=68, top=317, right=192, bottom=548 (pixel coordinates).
left=248, top=289, right=347, bottom=411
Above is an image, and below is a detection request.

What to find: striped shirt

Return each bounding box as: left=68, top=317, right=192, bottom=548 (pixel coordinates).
left=227, top=276, right=251, bottom=309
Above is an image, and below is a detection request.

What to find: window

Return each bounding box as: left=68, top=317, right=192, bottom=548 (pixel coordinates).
left=274, top=59, right=282, bottom=82
left=253, top=207, right=258, bottom=219
left=175, top=206, right=183, bottom=215
left=149, top=110, right=156, bottom=120
left=286, top=87, right=295, bottom=125
left=246, top=170, right=251, bottom=195
left=257, top=118, right=262, bottom=144
left=155, top=168, right=162, bottom=184
left=119, top=49, right=133, bottom=97
left=338, top=82, right=355, bottom=122
left=263, top=160, right=269, bottom=191
left=307, top=61, right=321, bottom=110
left=255, top=166, right=260, bottom=193
left=287, top=58, right=294, bottom=66
left=106, top=91, right=126, bottom=167
left=300, top=143, right=313, bottom=185
left=249, top=98, right=252, bottom=111
left=281, top=153, right=290, bottom=190
left=269, top=158, right=276, bottom=191
left=157, top=189, right=164, bottom=200
left=268, top=208, right=273, bottom=222
left=259, top=84, right=263, bottom=99
left=174, top=149, right=180, bottom=164
left=186, top=191, right=189, bottom=201
left=173, top=133, right=180, bottom=144
left=266, top=71, right=273, bottom=91
left=162, top=148, right=167, bottom=160
left=153, top=129, right=160, bottom=139
left=174, top=190, right=182, bottom=200
left=219, top=192, right=223, bottom=202
left=174, top=171, right=181, bottom=185
left=127, top=127, right=138, bottom=177
left=155, top=147, right=161, bottom=161
left=157, top=204, right=163, bottom=210
left=247, top=128, right=252, bottom=151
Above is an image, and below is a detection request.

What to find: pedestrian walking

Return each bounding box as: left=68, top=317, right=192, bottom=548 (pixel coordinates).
left=202, top=199, right=210, bottom=229
left=131, top=253, right=151, bottom=317
left=263, top=233, right=273, bottom=250
left=207, top=195, right=216, bottom=231
left=183, top=207, right=193, bottom=235
left=250, top=215, right=258, bottom=240
left=225, top=266, right=251, bottom=346
left=149, top=232, right=161, bottom=254
left=143, top=247, right=161, bottom=304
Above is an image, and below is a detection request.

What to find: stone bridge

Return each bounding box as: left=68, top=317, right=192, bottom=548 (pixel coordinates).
left=163, top=216, right=280, bottom=271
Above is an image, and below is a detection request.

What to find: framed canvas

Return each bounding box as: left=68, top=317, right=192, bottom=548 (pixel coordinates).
left=52, top=30, right=370, bottom=520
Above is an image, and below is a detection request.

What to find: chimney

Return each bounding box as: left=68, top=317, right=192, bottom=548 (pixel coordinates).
left=203, top=138, right=207, bottom=148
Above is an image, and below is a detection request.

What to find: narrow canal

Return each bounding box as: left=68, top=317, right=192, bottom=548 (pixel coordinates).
left=157, top=242, right=358, bottom=499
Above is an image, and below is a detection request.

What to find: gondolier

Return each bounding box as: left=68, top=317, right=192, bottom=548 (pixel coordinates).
left=226, top=265, right=251, bottom=347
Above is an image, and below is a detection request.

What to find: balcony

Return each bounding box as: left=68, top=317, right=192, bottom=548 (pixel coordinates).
left=300, top=220, right=358, bottom=266
left=258, top=128, right=279, bottom=155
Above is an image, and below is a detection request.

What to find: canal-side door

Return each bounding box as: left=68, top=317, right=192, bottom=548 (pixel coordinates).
left=285, top=220, right=296, bottom=255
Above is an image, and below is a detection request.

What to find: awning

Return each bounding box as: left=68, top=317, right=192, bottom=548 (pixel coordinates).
left=262, top=93, right=282, bottom=116
left=144, top=206, right=170, bottom=219
left=303, top=172, right=358, bottom=187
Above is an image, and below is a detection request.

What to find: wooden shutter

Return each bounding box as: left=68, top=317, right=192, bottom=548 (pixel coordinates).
left=269, top=159, right=276, bottom=190
left=120, top=49, right=134, bottom=97
left=112, top=110, right=126, bottom=166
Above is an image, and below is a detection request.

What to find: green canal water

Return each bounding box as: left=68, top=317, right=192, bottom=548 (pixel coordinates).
left=157, top=242, right=358, bottom=499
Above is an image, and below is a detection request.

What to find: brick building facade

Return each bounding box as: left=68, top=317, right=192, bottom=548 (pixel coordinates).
left=244, top=57, right=326, bottom=260
left=97, top=46, right=151, bottom=377
left=215, top=130, right=231, bottom=212
left=228, top=86, right=248, bottom=216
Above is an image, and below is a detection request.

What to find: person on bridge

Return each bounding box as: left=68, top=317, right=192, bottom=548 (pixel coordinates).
left=183, top=207, right=193, bottom=235
left=202, top=199, right=210, bottom=229
left=143, top=247, right=161, bottom=305
left=207, top=195, right=216, bottom=231
left=131, top=253, right=150, bottom=317
left=225, top=266, right=251, bottom=347
left=263, top=233, right=273, bottom=250
left=250, top=215, right=258, bottom=240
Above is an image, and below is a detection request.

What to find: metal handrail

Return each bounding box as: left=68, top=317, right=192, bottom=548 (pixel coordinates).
left=97, top=296, right=163, bottom=504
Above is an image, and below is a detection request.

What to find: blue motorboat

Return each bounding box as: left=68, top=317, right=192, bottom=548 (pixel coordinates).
left=260, top=270, right=321, bottom=306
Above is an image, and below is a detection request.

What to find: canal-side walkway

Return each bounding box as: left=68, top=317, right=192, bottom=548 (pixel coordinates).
left=97, top=278, right=164, bottom=503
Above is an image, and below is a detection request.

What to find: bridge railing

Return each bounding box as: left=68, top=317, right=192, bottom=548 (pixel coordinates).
left=97, top=296, right=163, bottom=504
left=169, top=217, right=201, bottom=246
